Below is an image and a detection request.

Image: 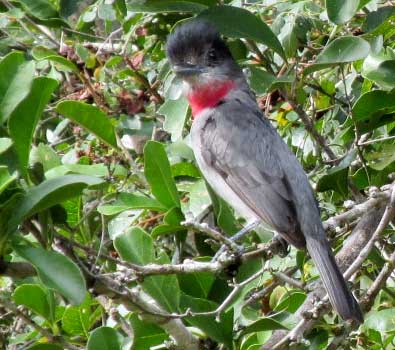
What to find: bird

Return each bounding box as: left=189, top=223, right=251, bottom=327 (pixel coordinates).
left=166, top=19, right=363, bottom=323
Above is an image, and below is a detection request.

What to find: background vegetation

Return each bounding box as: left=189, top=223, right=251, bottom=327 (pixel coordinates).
left=0, top=0, right=395, bottom=349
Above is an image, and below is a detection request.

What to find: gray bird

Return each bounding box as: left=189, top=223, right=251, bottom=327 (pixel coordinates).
left=166, top=20, right=363, bottom=323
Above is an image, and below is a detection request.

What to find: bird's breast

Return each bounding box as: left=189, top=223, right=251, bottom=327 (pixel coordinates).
left=190, top=112, right=259, bottom=223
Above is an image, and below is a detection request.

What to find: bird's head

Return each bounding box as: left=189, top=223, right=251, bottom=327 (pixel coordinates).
left=166, top=20, right=242, bottom=89
left=166, top=20, right=244, bottom=117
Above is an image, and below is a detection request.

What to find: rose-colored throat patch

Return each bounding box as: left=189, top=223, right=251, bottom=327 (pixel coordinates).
left=187, top=80, right=235, bottom=118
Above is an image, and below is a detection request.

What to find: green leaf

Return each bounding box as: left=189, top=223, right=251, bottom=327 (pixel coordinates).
left=114, top=226, right=154, bottom=265
left=32, top=47, right=79, bottom=73
left=151, top=207, right=185, bottom=238
left=0, top=52, right=27, bottom=118
left=0, top=166, right=17, bottom=196
left=98, top=192, right=165, bottom=215
left=186, top=179, right=211, bottom=217
left=14, top=245, right=86, bottom=305
left=0, top=54, right=35, bottom=123
left=114, top=227, right=180, bottom=311
left=13, top=284, right=51, bottom=320
left=317, top=150, right=357, bottom=196
left=248, top=67, right=293, bottom=95
left=8, top=77, right=58, bottom=178
left=304, top=37, right=370, bottom=75
left=8, top=175, right=104, bottom=234
left=198, top=5, right=285, bottom=59
left=128, top=0, right=207, bottom=13
left=209, top=186, right=238, bottom=235
left=0, top=138, right=12, bottom=154
left=31, top=144, right=62, bottom=173
left=352, top=90, right=395, bottom=133
left=129, top=314, right=167, bottom=350
left=366, top=144, right=395, bottom=171
left=144, top=141, right=180, bottom=209
left=362, top=6, right=395, bottom=33
left=87, top=327, right=122, bottom=350
left=178, top=264, right=215, bottom=298
left=98, top=3, right=116, bottom=21
left=362, top=53, right=395, bottom=90
left=326, top=0, right=359, bottom=24
left=56, top=101, right=118, bottom=149
left=25, top=344, right=63, bottom=350
left=171, top=162, right=201, bottom=178
left=17, top=0, right=58, bottom=19
left=60, top=0, right=83, bottom=18
left=240, top=317, right=288, bottom=337
left=365, top=308, right=395, bottom=332
left=62, top=306, right=89, bottom=336
left=274, top=291, right=306, bottom=313
left=159, top=96, right=189, bottom=142
left=45, top=163, right=127, bottom=179
left=180, top=293, right=233, bottom=348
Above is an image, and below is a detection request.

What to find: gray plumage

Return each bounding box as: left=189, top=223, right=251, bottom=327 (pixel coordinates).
left=167, top=20, right=363, bottom=322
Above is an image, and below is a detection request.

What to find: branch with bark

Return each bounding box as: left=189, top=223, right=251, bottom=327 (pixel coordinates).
left=2, top=185, right=394, bottom=350
left=263, top=185, right=395, bottom=350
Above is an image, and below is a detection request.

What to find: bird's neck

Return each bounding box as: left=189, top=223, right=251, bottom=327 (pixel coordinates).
left=187, top=80, right=235, bottom=118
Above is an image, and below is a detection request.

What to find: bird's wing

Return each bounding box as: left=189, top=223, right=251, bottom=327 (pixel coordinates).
left=199, top=99, right=303, bottom=244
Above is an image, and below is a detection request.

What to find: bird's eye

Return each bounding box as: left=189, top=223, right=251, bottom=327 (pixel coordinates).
left=208, top=48, right=217, bottom=61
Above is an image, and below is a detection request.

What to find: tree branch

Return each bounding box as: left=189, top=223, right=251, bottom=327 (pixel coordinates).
left=263, top=202, right=388, bottom=350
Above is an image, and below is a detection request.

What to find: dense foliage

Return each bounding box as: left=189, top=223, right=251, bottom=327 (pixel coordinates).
left=0, top=0, right=395, bottom=349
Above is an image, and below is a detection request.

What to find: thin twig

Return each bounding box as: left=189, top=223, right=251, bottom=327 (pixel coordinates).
left=0, top=298, right=80, bottom=350
left=344, top=185, right=395, bottom=280
left=358, top=135, right=395, bottom=146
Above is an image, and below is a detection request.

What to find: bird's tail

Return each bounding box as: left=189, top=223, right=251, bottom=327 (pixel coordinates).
left=306, top=237, right=363, bottom=323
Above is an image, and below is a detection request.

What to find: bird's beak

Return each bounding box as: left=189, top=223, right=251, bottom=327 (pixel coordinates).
left=173, top=63, right=205, bottom=78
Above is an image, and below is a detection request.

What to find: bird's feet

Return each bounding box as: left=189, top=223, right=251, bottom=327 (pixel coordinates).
left=273, top=234, right=289, bottom=257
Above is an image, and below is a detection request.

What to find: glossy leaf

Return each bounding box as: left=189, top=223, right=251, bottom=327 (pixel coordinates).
left=274, top=291, right=306, bottom=313
left=0, top=52, right=26, bottom=118
left=362, top=53, right=395, bottom=90
left=0, top=54, right=35, bottom=123
left=128, top=0, right=207, bottom=13
left=0, top=166, right=17, bottom=195
left=17, top=0, right=58, bottom=19
left=180, top=293, right=233, bottom=348
left=198, top=5, right=285, bottom=59
left=87, top=327, right=122, bottom=350
left=317, top=150, right=357, bottom=196
left=45, top=163, right=127, bottom=179
left=114, top=227, right=180, bottom=311
left=326, top=0, right=359, bottom=24
left=13, top=284, right=51, bottom=320
left=352, top=90, right=395, bottom=133
left=304, top=37, right=370, bottom=75
left=56, top=101, right=118, bottom=148
left=151, top=207, right=185, bottom=238
left=25, top=345, right=63, bottom=350
left=32, top=47, right=79, bottom=73
left=129, top=314, right=167, bottom=349
left=248, top=67, right=293, bottom=94
left=15, top=245, right=86, bottom=305
left=8, top=175, right=104, bottom=233
left=144, top=141, right=180, bottom=209
left=365, top=308, right=395, bottom=332
left=8, top=77, right=58, bottom=178
left=362, top=6, right=395, bottom=33
left=159, top=96, right=189, bottom=141
left=240, top=317, right=288, bottom=336
left=171, top=162, right=201, bottom=178
left=60, top=0, right=83, bottom=18
left=178, top=264, right=215, bottom=298
left=0, top=138, right=12, bottom=154
left=98, top=192, right=165, bottom=215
